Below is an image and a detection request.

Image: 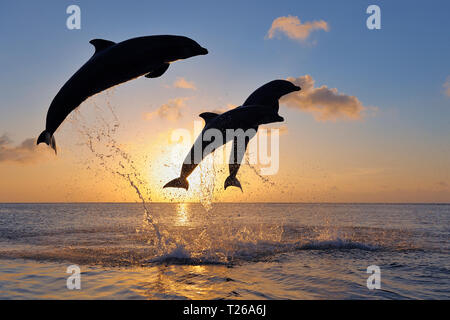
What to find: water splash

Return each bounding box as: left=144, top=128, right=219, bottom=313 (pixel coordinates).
left=65, top=93, right=289, bottom=263
left=198, top=153, right=217, bottom=211
left=68, top=93, right=167, bottom=249
left=244, top=152, right=276, bottom=187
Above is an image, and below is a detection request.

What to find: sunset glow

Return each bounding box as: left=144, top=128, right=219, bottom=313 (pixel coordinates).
left=0, top=1, right=449, bottom=204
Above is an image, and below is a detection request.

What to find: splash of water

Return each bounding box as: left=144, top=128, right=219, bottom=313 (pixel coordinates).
left=198, top=153, right=217, bottom=211
left=68, top=93, right=168, bottom=250
left=65, top=93, right=290, bottom=264
left=244, top=152, right=276, bottom=187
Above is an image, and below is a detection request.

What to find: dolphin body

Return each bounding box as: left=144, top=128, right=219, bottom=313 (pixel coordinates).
left=163, top=104, right=286, bottom=190
left=224, top=80, right=301, bottom=190
left=37, top=35, right=208, bottom=153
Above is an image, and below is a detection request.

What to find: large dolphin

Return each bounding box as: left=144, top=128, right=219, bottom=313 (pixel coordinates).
left=37, top=35, right=208, bottom=153
left=225, top=80, right=301, bottom=190
left=163, top=105, right=285, bottom=190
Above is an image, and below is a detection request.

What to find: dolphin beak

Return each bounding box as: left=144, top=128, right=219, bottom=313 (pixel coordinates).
left=294, top=86, right=301, bottom=91
left=199, top=47, right=208, bottom=55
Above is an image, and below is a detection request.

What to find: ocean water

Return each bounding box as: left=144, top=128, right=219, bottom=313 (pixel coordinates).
left=0, top=202, right=448, bottom=299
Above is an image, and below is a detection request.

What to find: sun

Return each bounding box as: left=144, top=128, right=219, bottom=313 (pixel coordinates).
left=145, top=132, right=219, bottom=202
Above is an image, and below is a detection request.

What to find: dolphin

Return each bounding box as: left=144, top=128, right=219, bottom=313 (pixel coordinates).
left=37, top=35, right=208, bottom=153
left=225, top=80, right=301, bottom=191
left=163, top=105, right=285, bottom=190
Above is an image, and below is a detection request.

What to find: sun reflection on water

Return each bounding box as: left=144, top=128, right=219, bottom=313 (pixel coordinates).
left=175, top=202, right=189, bottom=226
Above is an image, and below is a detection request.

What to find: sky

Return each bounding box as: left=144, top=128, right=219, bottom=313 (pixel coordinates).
left=0, top=0, right=449, bottom=202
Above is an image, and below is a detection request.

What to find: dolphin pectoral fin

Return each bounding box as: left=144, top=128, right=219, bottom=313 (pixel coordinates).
left=163, top=177, right=189, bottom=190
left=224, top=176, right=243, bottom=192
left=199, top=112, right=220, bottom=125
left=145, top=63, right=170, bottom=78
left=37, top=130, right=57, bottom=154
left=89, top=39, right=116, bottom=54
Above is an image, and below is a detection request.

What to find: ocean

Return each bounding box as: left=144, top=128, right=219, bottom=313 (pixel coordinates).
left=0, top=202, right=448, bottom=299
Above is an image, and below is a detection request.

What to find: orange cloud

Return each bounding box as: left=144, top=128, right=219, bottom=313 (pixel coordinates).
left=145, top=97, right=189, bottom=121
left=0, top=134, right=44, bottom=163
left=267, top=15, right=329, bottom=42
left=281, top=75, right=368, bottom=121
left=174, top=77, right=196, bottom=90
left=444, top=76, right=450, bottom=97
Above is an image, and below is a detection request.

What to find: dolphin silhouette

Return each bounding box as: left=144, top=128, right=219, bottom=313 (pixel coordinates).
left=37, top=35, right=208, bottom=153
left=163, top=105, right=285, bottom=190
left=224, top=80, right=301, bottom=191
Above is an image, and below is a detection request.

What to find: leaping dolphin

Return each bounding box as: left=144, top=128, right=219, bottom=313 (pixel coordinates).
left=163, top=105, right=285, bottom=190
left=37, top=35, right=208, bottom=153
left=225, top=80, right=301, bottom=190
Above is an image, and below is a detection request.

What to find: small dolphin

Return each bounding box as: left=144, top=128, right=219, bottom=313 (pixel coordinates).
left=37, top=35, right=208, bottom=153
left=163, top=105, right=285, bottom=190
left=225, top=80, right=301, bottom=191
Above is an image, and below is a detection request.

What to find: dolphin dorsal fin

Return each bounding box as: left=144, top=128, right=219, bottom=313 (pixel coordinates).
left=89, top=39, right=116, bottom=54
left=199, top=112, right=219, bottom=124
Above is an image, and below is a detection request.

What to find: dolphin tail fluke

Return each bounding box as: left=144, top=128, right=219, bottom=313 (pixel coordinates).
left=163, top=177, right=189, bottom=190
left=224, top=176, right=243, bottom=192
left=37, top=130, right=57, bottom=154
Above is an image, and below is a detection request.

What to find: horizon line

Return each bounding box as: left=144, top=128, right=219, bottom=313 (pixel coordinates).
left=1, top=201, right=450, bottom=205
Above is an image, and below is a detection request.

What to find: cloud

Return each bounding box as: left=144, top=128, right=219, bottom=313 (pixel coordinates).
left=443, top=77, right=450, bottom=97
left=281, top=75, right=368, bottom=121
left=145, top=97, right=189, bottom=121
left=267, top=15, right=329, bottom=42
left=0, top=134, right=44, bottom=163
left=174, top=77, right=196, bottom=90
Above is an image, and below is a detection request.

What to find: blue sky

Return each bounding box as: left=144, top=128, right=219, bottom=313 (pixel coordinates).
left=1, top=1, right=449, bottom=139
left=0, top=0, right=449, bottom=202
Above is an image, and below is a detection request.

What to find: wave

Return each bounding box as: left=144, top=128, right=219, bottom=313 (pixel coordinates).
left=148, top=245, right=229, bottom=265
left=296, top=238, right=379, bottom=251
left=143, top=238, right=380, bottom=266
left=0, top=237, right=382, bottom=267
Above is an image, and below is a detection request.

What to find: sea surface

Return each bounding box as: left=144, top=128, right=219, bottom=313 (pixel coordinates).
left=0, top=202, right=448, bottom=299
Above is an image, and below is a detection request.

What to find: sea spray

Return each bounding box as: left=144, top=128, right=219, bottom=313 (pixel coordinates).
left=66, top=93, right=288, bottom=264
left=198, top=153, right=217, bottom=211
left=68, top=93, right=169, bottom=251
left=245, top=152, right=276, bottom=187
